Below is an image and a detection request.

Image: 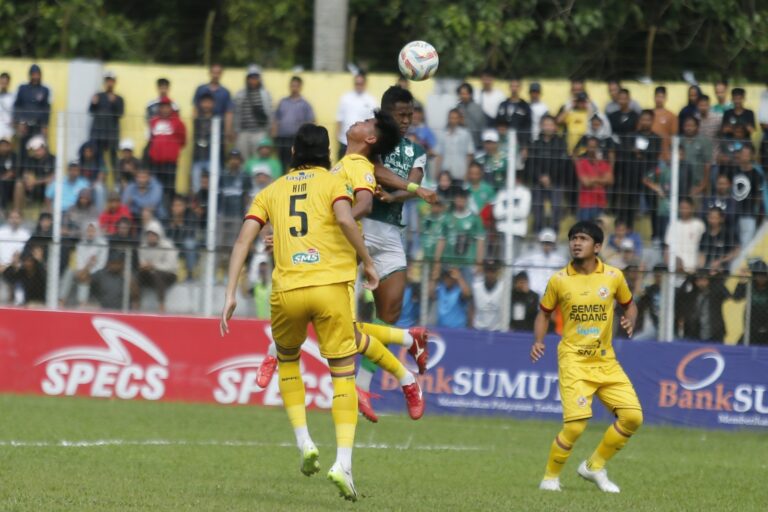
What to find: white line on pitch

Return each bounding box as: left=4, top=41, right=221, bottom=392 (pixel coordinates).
left=0, top=439, right=489, bottom=451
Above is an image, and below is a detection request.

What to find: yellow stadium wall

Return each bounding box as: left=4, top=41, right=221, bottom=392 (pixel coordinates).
left=1, top=57, right=765, bottom=195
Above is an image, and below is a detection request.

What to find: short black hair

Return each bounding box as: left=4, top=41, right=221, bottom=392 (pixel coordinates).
left=540, top=114, right=557, bottom=123
left=697, top=94, right=710, bottom=103
left=618, top=88, right=630, bottom=96
left=157, top=78, right=170, bottom=87
left=568, top=221, right=604, bottom=245
left=0, top=72, right=9, bottom=80
left=640, top=109, right=655, bottom=118
left=457, top=82, right=473, bottom=95
left=683, top=115, right=700, bottom=127
left=715, top=78, right=729, bottom=87
left=655, top=86, right=667, bottom=95
left=451, top=185, right=469, bottom=198
left=381, top=85, right=413, bottom=112
left=370, top=109, right=401, bottom=160
left=732, top=87, right=746, bottom=97
left=199, top=92, right=214, bottom=102
left=290, top=124, right=331, bottom=170
left=679, top=196, right=694, bottom=206
left=290, top=76, right=302, bottom=84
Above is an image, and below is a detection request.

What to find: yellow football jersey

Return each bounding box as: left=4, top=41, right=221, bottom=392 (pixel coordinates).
left=245, top=166, right=356, bottom=292
left=330, top=153, right=377, bottom=206
left=540, top=259, right=632, bottom=367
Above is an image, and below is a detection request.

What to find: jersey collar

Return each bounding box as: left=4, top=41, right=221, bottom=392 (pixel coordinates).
left=566, top=258, right=604, bottom=276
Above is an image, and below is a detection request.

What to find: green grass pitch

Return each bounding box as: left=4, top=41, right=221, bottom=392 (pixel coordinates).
left=0, top=394, right=765, bottom=511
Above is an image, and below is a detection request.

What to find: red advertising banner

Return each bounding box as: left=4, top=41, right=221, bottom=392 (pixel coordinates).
left=0, top=308, right=331, bottom=408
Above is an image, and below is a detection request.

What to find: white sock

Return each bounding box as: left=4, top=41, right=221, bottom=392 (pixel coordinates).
left=401, top=331, right=414, bottom=349
left=356, top=367, right=375, bottom=392
left=268, top=343, right=278, bottom=358
left=399, top=371, right=416, bottom=387
left=336, top=447, right=353, bottom=471
left=294, top=426, right=311, bottom=450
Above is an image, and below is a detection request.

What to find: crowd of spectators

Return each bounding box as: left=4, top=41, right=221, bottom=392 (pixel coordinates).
left=0, top=62, right=766, bottom=344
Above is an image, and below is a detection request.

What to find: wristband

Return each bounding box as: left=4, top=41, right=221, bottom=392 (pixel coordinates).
left=407, top=182, right=419, bottom=193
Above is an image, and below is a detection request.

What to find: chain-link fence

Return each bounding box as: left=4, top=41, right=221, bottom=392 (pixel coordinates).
left=1, top=98, right=768, bottom=346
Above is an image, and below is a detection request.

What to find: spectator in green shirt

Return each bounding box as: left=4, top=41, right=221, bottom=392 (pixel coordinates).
left=244, top=136, right=282, bottom=180
left=420, top=199, right=447, bottom=262
left=434, top=186, right=486, bottom=282
left=475, top=128, right=509, bottom=190
left=466, top=161, right=496, bottom=214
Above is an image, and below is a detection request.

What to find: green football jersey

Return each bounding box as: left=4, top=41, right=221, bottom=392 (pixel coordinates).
left=420, top=212, right=446, bottom=260
left=440, top=210, right=486, bottom=265
left=368, top=137, right=427, bottom=226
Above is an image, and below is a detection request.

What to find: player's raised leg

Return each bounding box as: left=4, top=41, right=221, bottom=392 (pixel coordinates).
left=276, top=344, right=319, bottom=477
left=326, top=355, right=359, bottom=501
left=355, top=327, right=424, bottom=421
left=257, top=342, right=278, bottom=388
left=539, top=419, right=588, bottom=491
left=356, top=321, right=430, bottom=374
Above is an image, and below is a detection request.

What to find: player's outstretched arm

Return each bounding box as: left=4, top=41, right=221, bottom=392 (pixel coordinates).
left=333, top=199, right=379, bottom=290
left=619, top=300, right=638, bottom=338
left=373, top=161, right=437, bottom=204
left=530, top=310, right=552, bottom=362
left=220, top=219, right=263, bottom=336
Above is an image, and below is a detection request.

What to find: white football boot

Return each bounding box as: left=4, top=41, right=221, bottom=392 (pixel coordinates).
left=577, top=460, right=620, bottom=493
left=539, top=478, right=562, bottom=491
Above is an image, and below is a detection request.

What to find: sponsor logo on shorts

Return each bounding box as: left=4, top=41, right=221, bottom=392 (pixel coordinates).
left=577, top=396, right=588, bottom=408
left=292, top=248, right=320, bottom=264
left=365, top=173, right=375, bottom=185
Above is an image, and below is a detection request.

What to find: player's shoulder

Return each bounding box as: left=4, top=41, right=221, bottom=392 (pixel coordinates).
left=550, top=265, right=571, bottom=281
left=601, top=262, right=625, bottom=281
left=404, top=137, right=426, bottom=157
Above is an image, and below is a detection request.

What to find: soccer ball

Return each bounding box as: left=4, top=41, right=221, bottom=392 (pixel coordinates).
left=398, top=41, right=439, bottom=81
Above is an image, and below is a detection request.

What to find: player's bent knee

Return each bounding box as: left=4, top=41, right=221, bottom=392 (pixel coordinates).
left=561, top=419, right=588, bottom=443
left=378, top=304, right=402, bottom=324
left=617, top=408, right=643, bottom=434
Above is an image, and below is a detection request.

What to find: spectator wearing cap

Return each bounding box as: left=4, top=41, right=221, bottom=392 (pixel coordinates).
left=13, top=64, right=51, bottom=150
left=217, top=149, right=252, bottom=248
left=190, top=92, right=219, bottom=195
left=0, top=135, right=18, bottom=209
left=664, top=196, right=706, bottom=273
left=0, top=72, right=14, bottom=141
left=15, top=134, right=54, bottom=209
left=146, top=78, right=180, bottom=123
left=233, top=64, right=272, bottom=159
left=698, top=206, right=740, bottom=271
left=606, top=237, right=642, bottom=270
left=676, top=268, right=730, bottom=342
left=510, top=270, right=539, bottom=331
left=722, top=88, right=756, bottom=135
left=528, top=82, right=549, bottom=142
left=148, top=96, right=186, bottom=204
left=495, top=77, right=532, bottom=148
left=121, top=167, right=165, bottom=221
left=138, top=219, right=178, bottom=312
left=335, top=72, right=376, bottom=159
left=434, top=108, right=475, bottom=179
left=89, top=70, right=124, bottom=167
left=734, top=260, right=768, bottom=345
left=474, top=70, right=505, bottom=126
left=652, top=86, right=678, bottom=163
left=117, top=139, right=140, bottom=188
left=88, top=249, right=137, bottom=310
left=457, top=82, right=486, bottom=149
left=575, top=136, right=613, bottom=222
left=526, top=114, right=569, bottom=233
left=272, top=76, right=315, bottom=170
left=45, top=160, right=89, bottom=212
left=513, top=228, right=567, bottom=298
left=433, top=186, right=486, bottom=282
left=474, top=129, right=508, bottom=191
left=556, top=90, right=593, bottom=155
left=605, top=80, right=641, bottom=116
left=192, top=63, right=234, bottom=141
left=99, top=191, right=132, bottom=235
left=245, top=137, right=282, bottom=181
left=430, top=266, right=472, bottom=329
left=472, top=259, right=505, bottom=331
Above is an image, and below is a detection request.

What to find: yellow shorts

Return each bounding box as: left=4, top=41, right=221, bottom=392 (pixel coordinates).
left=271, top=282, right=357, bottom=360
left=559, top=361, right=642, bottom=422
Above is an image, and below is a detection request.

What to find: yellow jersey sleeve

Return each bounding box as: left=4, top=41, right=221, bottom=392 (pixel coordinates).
left=540, top=274, right=559, bottom=312
left=245, top=188, right=269, bottom=225
left=615, top=272, right=633, bottom=307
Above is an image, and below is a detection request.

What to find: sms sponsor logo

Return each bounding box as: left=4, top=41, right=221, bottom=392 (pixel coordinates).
left=292, top=248, right=320, bottom=264
left=659, top=347, right=768, bottom=416
left=36, top=317, right=169, bottom=400
left=208, top=327, right=333, bottom=408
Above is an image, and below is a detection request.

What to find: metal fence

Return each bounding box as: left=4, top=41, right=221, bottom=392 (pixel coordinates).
left=1, top=109, right=767, bottom=346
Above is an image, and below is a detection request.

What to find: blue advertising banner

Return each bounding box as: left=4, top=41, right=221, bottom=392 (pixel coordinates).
left=371, top=330, right=768, bottom=430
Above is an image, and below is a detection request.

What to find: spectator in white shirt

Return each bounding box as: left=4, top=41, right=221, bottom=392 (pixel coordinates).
left=0, top=72, right=15, bottom=141
left=474, top=70, right=505, bottom=126
left=434, top=108, right=475, bottom=179
left=335, top=72, right=377, bottom=160
left=528, top=82, right=549, bottom=141
left=664, top=196, right=706, bottom=273
left=492, top=172, right=531, bottom=259
left=514, top=228, right=568, bottom=297
left=0, top=209, right=30, bottom=269
left=472, top=260, right=505, bottom=331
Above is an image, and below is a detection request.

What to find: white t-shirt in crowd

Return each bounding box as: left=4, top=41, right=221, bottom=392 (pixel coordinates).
left=335, top=91, right=377, bottom=145
left=664, top=217, right=706, bottom=273
left=530, top=101, right=549, bottom=141
left=472, top=278, right=505, bottom=331
left=0, top=225, right=31, bottom=266
left=474, top=88, right=506, bottom=120
left=514, top=248, right=568, bottom=298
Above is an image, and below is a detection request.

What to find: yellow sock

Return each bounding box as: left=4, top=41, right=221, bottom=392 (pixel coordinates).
left=331, top=366, right=358, bottom=449
left=587, top=409, right=643, bottom=471
left=357, top=333, right=408, bottom=381
left=356, top=322, right=406, bottom=345
left=543, top=419, right=587, bottom=479
left=277, top=355, right=306, bottom=430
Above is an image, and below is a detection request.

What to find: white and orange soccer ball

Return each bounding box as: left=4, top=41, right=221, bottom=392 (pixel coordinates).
left=398, top=41, right=439, bottom=81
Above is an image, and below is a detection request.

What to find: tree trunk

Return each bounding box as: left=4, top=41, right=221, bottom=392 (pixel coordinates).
left=203, top=10, right=216, bottom=67
left=645, top=25, right=657, bottom=79
left=313, top=0, right=348, bottom=71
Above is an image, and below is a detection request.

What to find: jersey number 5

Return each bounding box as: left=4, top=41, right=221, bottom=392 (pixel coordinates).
left=289, top=194, right=308, bottom=237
